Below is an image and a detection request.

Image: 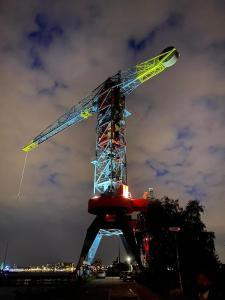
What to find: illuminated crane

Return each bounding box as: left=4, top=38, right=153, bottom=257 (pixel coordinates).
left=23, top=46, right=179, bottom=267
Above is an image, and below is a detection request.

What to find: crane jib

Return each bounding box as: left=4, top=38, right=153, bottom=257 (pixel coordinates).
left=22, top=47, right=178, bottom=152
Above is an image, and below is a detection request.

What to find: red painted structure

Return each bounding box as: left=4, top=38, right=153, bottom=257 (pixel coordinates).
left=88, top=194, right=149, bottom=215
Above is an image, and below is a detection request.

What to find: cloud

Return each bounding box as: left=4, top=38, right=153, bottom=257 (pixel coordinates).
left=146, top=160, right=169, bottom=177
left=0, top=0, right=225, bottom=265
left=38, top=81, right=67, bottom=96
left=27, top=13, right=64, bottom=48
left=29, top=47, right=44, bottom=69
left=184, top=184, right=207, bottom=199
left=177, top=126, right=194, bottom=140
left=208, top=145, right=225, bottom=160
left=127, top=12, right=183, bottom=53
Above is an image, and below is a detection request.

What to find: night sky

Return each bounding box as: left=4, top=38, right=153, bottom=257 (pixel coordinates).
left=0, top=0, right=225, bottom=266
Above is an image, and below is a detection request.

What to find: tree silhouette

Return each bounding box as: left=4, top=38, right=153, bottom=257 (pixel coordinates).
left=139, top=197, right=220, bottom=291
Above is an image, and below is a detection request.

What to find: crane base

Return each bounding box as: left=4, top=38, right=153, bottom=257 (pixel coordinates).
left=77, top=213, right=142, bottom=269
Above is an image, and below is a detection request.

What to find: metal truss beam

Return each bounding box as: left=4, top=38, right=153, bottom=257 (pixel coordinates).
left=77, top=215, right=143, bottom=268
left=94, top=75, right=127, bottom=194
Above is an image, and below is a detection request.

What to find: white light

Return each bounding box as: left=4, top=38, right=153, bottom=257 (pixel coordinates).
left=169, top=227, right=181, bottom=232
left=127, top=256, right=131, bottom=263
left=122, top=185, right=129, bottom=198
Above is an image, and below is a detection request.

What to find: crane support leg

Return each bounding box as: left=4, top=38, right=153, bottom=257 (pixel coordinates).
left=118, top=218, right=143, bottom=268
left=77, top=217, right=101, bottom=268
left=77, top=214, right=143, bottom=270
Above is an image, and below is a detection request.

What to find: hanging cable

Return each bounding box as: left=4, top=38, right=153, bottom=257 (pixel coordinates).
left=17, top=152, right=28, bottom=200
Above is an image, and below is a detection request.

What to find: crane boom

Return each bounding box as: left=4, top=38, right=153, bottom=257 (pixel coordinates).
left=23, top=47, right=178, bottom=152
left=22, top=83, right=102, bottom=152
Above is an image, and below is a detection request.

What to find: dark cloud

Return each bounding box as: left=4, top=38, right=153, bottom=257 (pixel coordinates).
left=38, top=81, right=67, bottom=96
left=128, top=29, right=158, bottom=53
left=208, top=145, right=225, bottom=160
left=29, top=47, right=44, bottom=69
left=27, top=13, right=64, bottom=48
left=177, top=127, right=194, bottom=140
left=184, top=184, right=207, bottom=199
left=146, top=160, right=169, bottom=177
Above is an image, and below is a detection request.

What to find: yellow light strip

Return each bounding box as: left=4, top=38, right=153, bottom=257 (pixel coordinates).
left=136, top=48, right=176, bottom=83
left=22, top=140, right=39, bottom=152
left=80, top=109, right=92, bottom=119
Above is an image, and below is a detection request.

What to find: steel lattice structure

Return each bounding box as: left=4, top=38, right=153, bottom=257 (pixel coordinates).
left=87, top=229, right=122, bottom=263
left=92, top=74, right=128, bottom=194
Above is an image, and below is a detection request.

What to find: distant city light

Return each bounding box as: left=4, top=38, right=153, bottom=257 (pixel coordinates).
left=8, top=262, right=76, bottom=273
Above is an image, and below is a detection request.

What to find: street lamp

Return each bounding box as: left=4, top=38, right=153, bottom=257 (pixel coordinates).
left=118, top=236, right=121, bottom=263
left=126, top=256, right=131, bottom=272
left=169, top=227, right=183, bottom=293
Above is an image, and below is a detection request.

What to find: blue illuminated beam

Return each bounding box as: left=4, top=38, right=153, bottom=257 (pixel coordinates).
left=87, top=229, right=123, bottom=264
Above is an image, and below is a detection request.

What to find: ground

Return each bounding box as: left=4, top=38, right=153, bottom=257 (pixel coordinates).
left=0, top=276, right=162, bottom=300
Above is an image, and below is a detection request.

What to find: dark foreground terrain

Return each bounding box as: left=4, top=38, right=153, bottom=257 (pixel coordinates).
left=0, top=274, right=161, bottom=300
